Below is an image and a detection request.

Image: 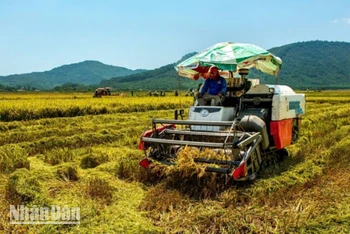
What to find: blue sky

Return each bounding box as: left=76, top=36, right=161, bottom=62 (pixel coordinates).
left=0, top=0, right=349, bottom=75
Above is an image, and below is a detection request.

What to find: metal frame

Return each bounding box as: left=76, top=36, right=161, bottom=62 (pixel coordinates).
left=142, top=118, right=264, bottom=180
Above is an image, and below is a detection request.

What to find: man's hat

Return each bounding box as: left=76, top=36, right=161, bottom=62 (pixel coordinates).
left=209, top=66, right=219, bottom=72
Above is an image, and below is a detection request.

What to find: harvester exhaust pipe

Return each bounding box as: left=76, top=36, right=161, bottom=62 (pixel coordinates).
left=239, top=115, right=269, bottom=150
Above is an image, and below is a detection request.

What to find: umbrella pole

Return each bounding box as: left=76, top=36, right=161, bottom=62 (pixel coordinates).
left=274, top=73, right=279, bottom=85
left=177, top=75, right=182, bottom=108
left=229, top=71, right=234, bottom=86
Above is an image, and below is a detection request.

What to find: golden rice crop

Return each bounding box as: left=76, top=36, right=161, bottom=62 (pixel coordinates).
left=0, top=91, right=349, bottom=233
left=0, top=93, right=193, bottom=121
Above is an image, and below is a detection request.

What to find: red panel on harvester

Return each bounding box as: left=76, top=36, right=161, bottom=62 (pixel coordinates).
left=270, top=119, right=293, bottom=149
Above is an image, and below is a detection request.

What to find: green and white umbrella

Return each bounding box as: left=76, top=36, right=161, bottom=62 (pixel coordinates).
left=176, top=42, right=282, bottom=80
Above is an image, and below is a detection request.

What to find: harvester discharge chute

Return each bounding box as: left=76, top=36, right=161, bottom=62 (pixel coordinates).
left=138, top=42, right=305, bottom=181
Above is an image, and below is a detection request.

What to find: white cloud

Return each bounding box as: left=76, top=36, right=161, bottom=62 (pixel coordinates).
left=342, top=18, right=350, bottom=24
left=333, top=17, right=350, bottom=24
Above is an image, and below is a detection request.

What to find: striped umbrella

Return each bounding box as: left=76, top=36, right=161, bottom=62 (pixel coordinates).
left=175, top=42, right=282, bottom=80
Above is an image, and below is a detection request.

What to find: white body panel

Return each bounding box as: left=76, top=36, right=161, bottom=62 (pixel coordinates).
left=268, top=85, right=305, bottom=121
left=188, top=106, right=235, bottom=131
left=247, top=84, right=305, bottom=121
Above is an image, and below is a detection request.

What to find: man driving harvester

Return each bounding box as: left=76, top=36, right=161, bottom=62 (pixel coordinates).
left=197, top=66, right=227, bottom=106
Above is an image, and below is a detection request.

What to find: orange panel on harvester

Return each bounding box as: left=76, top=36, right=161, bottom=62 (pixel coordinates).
left=270, top=119, right=293, bottom=149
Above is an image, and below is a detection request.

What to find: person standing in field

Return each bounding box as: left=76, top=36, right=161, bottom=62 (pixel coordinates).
left=197, top=66, right=227, bottom=106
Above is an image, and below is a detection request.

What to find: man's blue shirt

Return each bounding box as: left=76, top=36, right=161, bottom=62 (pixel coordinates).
left=200, top=77, right=227, bottom=95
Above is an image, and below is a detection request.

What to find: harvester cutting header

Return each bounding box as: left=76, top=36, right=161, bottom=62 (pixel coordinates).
left=138, top=42, right=305, bottom=181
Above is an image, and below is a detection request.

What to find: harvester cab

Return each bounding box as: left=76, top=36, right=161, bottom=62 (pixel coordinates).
left=138, top=42, right=305, bottom=181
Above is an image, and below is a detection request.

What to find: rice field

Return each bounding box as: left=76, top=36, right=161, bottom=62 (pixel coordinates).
left=0, top=90, right=349, bottom=233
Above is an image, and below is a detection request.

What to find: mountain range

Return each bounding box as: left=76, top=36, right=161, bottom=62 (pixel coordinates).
left=1, top=41, right=350, bottom=91
left=0, top=61, right=146, bottom=90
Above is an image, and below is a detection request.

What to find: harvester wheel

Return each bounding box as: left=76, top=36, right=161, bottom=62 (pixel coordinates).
left=261, top=148, right=288, bottom=170
left=291, top=126, right=299, bottom=143
left=276, top=148, right=289, bottom=162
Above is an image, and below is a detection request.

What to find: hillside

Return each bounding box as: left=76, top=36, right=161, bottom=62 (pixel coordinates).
left=101, top=41, right=350, bottom=90
left=1, top=41, right=349, bottom=91
left=100, top=63, right=200, bottom=91
left=0, top=61, right=146, bottom=90
left=100, top=52, right=199, bottom=91
left=259, top=40, right=350, bottom=89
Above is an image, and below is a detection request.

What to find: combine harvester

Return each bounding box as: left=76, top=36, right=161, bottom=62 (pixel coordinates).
left=138, top=42, right=305, bottom=181
left=93, top=87, right=112, bottom=97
